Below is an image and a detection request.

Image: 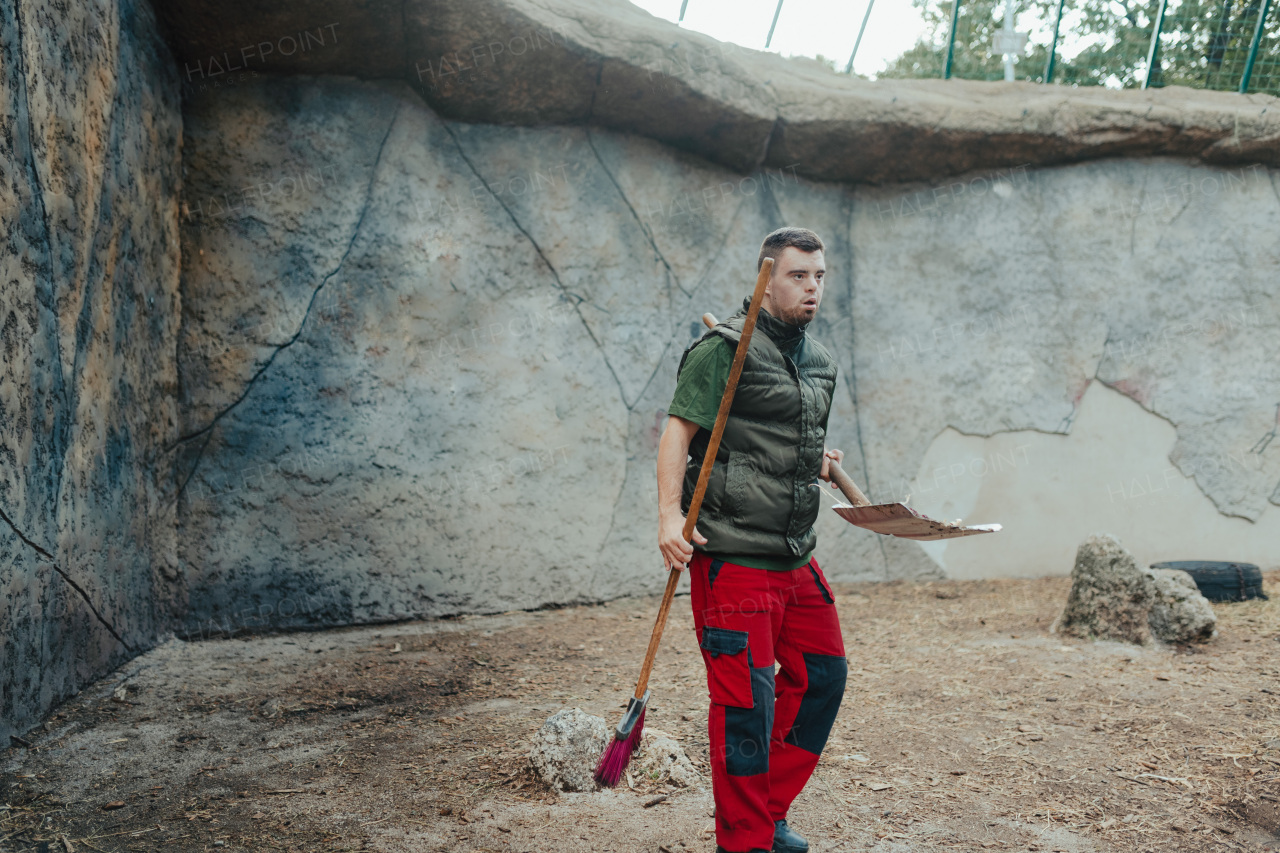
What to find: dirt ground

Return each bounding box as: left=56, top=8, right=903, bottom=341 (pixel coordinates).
left=4, top=572, right=1280, bottom=853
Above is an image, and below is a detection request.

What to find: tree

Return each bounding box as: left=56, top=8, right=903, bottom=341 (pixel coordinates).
left=879, top=0, right=1279, bottom=92
left=880, top=0, right=1060, bottom=82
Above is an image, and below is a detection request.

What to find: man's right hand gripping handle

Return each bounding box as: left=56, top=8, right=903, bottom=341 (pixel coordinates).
left=659, top=511, right=707, bottom=572
left=656, top=415, right=707, bottom=572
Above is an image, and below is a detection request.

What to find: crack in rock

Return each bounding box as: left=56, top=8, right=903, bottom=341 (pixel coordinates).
left=842, top=194, right=888, bottom=577
left=584, top=129, right=688, bottom=297
left=171, top=105, right=402, bottom=494
left=0, top=504, right=133, bottom=652
left=439, top=120, right=636, bottom=410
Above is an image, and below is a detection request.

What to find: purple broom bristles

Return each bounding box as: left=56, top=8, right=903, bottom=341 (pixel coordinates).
left=593, top=706, right=645, bottom=787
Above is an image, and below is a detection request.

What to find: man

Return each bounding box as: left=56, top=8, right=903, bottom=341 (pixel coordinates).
left=657, top=227, right=849, bottom=853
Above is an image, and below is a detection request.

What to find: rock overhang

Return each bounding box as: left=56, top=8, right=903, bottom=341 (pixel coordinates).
left=153, top=0, right=1280, bottom=185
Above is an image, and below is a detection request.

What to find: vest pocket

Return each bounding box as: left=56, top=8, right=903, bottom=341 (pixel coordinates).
left=724, top=450, right=746, bottom=516
left=725, top=450, right=788, bottom=533
left=699, top=626, right=754, bottom=708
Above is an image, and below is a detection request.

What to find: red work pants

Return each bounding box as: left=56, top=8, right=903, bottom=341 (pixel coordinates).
left=688, top=552, right=848, bottom=853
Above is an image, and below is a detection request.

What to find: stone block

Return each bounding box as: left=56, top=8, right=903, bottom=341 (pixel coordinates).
left=1145, top=568, right=1216, bottom=643
left=1058, top=534, right=1152, bottom=645
left=528, top=708, right=608, bottom=792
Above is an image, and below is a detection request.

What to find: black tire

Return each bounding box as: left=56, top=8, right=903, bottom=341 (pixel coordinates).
left=1150, top=561, right=1268, bottom=603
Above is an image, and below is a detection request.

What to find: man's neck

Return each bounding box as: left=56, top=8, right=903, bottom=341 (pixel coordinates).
left=759, top=296, right=808, bottom=330
left=751, top=302, right=807, bottom=353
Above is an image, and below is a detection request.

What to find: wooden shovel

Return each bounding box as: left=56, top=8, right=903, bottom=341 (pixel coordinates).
left=699, top=312, right=997, bottom=540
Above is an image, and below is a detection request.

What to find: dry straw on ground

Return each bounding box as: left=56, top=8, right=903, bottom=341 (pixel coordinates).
left=3, top=572, right=1278, bottom=852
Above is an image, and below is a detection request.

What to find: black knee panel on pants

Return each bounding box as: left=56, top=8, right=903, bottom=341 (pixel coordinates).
left=783, top=653, right=847, bottom=755
left=724, top=656, right=775, bottom=777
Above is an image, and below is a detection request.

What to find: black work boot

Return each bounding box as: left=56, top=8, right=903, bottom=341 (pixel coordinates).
left=772, top=819, right=809, bottom=853
left=714, top=847, right=769, bottom=853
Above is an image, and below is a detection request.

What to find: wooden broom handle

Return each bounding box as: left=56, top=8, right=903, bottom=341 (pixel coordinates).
left=700, top=312, right=874, bottom=510
left=631, top=259, right=774, bottom=701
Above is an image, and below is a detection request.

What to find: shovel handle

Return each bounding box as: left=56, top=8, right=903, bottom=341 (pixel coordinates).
left=827, top=461, right=873, bottom=507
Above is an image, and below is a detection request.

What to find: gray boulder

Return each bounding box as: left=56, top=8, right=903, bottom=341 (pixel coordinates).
left=635, top=728, right=702, bottom=788
left=1145, top=568, right=1216, bottom=643
left=528, top=708, right=608, bottom=792
left=1058, top=534, right=1153, bottom=645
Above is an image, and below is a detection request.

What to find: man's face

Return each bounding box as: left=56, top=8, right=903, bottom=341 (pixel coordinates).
left=763, top=247, right=825, bottom=326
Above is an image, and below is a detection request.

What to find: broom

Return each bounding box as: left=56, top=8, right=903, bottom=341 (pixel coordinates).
left=594, top=258, right=774, bottom=787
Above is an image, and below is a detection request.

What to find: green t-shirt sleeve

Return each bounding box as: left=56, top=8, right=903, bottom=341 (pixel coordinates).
left=667, top=336, right=733, bottom=432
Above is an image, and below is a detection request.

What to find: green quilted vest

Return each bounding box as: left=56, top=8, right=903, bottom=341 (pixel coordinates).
left=676, top=297, right=838, bottom=559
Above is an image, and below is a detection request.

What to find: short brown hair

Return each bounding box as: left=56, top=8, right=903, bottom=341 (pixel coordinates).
left=757, top=227, right=824, bottom=271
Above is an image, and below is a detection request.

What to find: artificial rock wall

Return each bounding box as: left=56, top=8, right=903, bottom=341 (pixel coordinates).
left=4, top=0, right=1279, bottom=741
left=175, top=73, right=1280, bottom=639
left=155, top=0, right=1280, bottom=643
left=0, top=0, right=182, bottom=743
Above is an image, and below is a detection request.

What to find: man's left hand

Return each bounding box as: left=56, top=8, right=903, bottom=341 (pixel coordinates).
left=818, top=448, right=844, bottom=485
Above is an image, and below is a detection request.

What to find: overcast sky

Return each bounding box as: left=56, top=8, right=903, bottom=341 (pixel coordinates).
left=625, top=0, right=1100, bottom=82
left=627, top=0, right=933, bottom=77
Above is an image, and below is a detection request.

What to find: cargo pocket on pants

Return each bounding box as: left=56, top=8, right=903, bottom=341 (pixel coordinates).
left=808, top=563, right=835, bottom=604
left=699, top=626, right=754, bottom=708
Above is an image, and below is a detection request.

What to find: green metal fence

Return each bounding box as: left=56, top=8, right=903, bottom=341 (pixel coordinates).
left=1147, top=0, right=1278, bottom=92
left=880, top=0, right=1278, bottom=95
